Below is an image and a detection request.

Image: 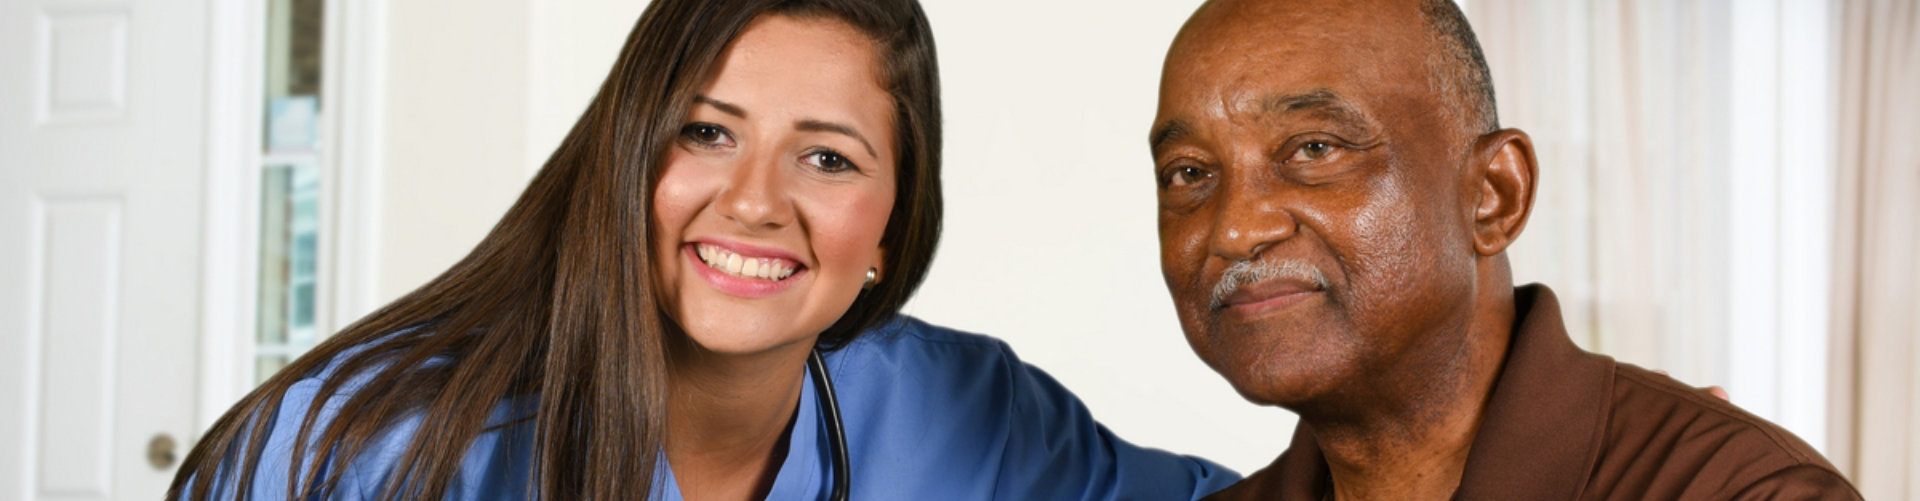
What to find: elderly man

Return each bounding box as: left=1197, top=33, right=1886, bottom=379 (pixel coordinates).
left=1148, top=0, right=1859, bottom=499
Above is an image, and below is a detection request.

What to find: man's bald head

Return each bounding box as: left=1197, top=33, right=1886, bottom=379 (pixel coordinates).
left=1173, top=0, right=1498, bottom=143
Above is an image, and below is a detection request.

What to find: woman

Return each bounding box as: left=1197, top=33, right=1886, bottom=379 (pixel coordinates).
left=171, top=0, right=1235, bottom=499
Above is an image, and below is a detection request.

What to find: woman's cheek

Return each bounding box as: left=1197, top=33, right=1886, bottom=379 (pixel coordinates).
left=816, top=185, right=894, bottom=271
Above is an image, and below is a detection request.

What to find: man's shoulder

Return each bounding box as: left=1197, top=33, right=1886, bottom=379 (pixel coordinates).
left=1590, top=363, right=1860, bottom=499
left=1605, top=363, right=1831, bottom=468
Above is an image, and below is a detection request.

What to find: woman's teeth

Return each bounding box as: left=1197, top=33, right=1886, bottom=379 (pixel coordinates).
left=697, top=244, right=796, bottom=280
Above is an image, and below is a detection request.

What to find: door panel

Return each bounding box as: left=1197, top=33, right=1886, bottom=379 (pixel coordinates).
left=31, top=198, right=124, bottom=498
left=1, top=0, right=209, bottom=499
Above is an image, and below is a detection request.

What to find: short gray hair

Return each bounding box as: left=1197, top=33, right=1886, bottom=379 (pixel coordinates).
left=1420, top=0, right=1499, bottom=136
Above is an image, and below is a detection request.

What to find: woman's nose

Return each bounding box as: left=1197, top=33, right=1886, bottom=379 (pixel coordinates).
left=713, top=155, right=796, bottom=231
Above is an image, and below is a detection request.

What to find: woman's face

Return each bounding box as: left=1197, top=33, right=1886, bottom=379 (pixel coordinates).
left=653, top=15, right=897, bottom=356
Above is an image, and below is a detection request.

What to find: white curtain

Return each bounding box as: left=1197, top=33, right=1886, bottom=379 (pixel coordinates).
left=1467, top=0, right=1837, bottom=467
left=1468, top=0, right=1740, bottom=382
left=1830, top=0, right=1920, bottom=497
left=1472, top=0, right=1920, bottom=495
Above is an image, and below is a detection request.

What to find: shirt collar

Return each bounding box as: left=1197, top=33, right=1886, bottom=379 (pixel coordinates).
left=1266, top=284, right=1615, bottom=499
left=654, top=365, right=829, bottom=500
left=1452, top=284, right=1613, bottom=498
left=767, top=364, right=828, bottom=499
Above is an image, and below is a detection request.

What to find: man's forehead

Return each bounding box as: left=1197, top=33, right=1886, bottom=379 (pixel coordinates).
left=1159, top=0, right=1435, bottom=117
left=1190, top=0, right=1426, bottom=28
left=1173, top=0, right=1427, bottom=68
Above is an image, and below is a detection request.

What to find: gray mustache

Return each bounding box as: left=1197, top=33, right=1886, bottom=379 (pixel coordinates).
left=1209, top=259, right=1329, bottom=310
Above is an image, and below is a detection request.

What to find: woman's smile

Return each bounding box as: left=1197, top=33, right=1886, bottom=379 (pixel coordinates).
left=685, top=240, right=808, bottom=298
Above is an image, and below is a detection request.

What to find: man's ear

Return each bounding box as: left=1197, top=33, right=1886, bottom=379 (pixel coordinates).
left=1467, top=129, right=1538, bottom=257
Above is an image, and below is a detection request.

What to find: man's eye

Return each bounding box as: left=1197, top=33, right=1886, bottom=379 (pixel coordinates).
left=803, top=149, right=859, bottom=173
left=1163, top=166, right=1210, bottom=187
left=1291, top=141, right=1334, bottom=162
left=681, top=123, right=734, bottom=148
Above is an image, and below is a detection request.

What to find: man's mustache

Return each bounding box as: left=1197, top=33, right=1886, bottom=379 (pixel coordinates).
left=1208, top=259, right=1329, bottom=310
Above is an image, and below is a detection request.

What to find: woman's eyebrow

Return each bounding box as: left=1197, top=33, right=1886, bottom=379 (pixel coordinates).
left=694, top=95, right=747, bottom=117
left=796, top=119, right=877, bottom=158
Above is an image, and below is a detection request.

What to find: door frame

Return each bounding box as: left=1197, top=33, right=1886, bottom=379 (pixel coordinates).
left=194, top=0, right=384, bottom=431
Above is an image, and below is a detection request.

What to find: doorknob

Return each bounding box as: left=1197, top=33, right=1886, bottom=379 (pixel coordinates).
left=147, top=434, right=178, bottom=470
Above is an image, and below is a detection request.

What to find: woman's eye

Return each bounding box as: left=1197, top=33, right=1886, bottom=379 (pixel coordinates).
left=681, top=123, right=734, bottom=148
left=1163, top=165, right=1210, bottom=188
left=803, top=149, right=859, bottom=173
left=1291, top=141, right=1334, bottom=162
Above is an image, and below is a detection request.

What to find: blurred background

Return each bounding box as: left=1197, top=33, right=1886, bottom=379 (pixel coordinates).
left=1, top=0, right=1914, bottom=499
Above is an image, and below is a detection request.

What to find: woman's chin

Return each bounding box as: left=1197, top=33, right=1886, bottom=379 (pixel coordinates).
left=664, top=292, right=857, bottom=359
left=676, top=322, right=820, bottom=358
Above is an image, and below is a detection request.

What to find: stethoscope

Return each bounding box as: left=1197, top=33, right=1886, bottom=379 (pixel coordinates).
left=807, top=349, right=850, bottom=501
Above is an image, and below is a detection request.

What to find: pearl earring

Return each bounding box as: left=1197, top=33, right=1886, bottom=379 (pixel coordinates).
left=863, top=268, right=877, bottom=289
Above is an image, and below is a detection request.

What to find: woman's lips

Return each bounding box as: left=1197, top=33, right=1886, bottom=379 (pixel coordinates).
left=684, top=241, right=805, bottom=299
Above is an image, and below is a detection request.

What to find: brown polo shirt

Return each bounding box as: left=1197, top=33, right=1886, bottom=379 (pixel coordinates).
left=1207, top=284, right=1860, bottom=500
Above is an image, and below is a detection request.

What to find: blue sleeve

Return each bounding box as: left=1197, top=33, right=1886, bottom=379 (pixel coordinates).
left=184, top=377, right=409, bottom=500
left=987, top=342, right=1240, bottom=500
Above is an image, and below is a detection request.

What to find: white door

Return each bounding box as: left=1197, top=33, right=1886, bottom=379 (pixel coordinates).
left=0, top=0, right=210, bottom=498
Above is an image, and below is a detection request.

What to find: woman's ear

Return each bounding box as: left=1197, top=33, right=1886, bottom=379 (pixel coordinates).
left=1467, top=129, right=1539, bottom=257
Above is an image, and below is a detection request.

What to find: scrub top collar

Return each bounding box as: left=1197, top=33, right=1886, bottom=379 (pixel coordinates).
left=655, top=365, right=829, bottom=500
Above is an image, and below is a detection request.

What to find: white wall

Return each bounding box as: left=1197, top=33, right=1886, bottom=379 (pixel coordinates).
left=378, top=0, right=533, bottom=298
left=376, top=0, right=657, bottom=299
left=908, top=0, right=1288, bottom=472
left=373, top=0, right=1283, bottom=472
left=916, top=0, right=1292, bottom=470
left=525, top=0, right=650, bottom=176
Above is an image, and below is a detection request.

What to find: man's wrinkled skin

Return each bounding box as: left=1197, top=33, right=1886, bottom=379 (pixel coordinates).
left=1150, top=0, right=1538, bottom=499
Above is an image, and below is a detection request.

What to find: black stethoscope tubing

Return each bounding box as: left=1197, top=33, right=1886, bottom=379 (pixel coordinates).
left=807, top=349, right=851, bottom=501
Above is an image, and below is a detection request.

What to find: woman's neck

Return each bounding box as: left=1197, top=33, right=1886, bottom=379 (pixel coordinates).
left=664, top=339, right=814, bottom=501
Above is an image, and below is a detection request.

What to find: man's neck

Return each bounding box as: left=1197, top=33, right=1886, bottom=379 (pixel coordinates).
left=1309, top=285, right=1516, bottom=501
left=665, top=339, right=814, bottom=501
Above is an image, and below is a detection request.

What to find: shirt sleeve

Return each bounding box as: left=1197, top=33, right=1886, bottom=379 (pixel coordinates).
left=183, top=377, right=408, bottom=500
left=988, top=342, right=1241, bottom=501
left=1730, top=464, right=1865, bottom=501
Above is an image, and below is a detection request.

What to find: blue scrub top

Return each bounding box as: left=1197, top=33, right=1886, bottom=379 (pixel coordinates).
left=203, top=316, right=1239, bottom=499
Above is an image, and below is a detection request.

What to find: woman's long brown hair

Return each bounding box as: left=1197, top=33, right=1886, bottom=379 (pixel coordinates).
left=169, top=0, right=941, bottom=498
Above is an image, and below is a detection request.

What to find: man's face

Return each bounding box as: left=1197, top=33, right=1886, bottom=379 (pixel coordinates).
left=1151, top=0, right=1482, bottom=407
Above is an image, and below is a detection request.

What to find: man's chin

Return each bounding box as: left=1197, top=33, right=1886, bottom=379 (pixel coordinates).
left=1212, top=357, right=1356, bottom=411
left=1228, top=377, right=1342, bottom=410
left=1201, top=337, right=1358, bottom=407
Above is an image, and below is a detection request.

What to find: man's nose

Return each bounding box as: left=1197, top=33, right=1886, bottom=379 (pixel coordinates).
left=714, top=154, right=795, bottom=230
left=1209, top=174, right=1297, bottom=261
